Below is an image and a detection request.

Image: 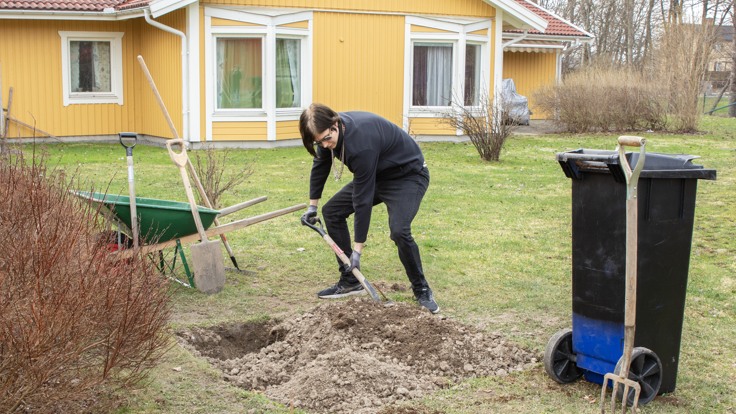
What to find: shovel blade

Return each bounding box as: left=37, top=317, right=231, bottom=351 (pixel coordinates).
left=191, top=240, right=225, bottom=294
left=600, top=373, right=641, bottom=414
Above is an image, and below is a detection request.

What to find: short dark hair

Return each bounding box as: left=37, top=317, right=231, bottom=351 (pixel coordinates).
left=300, top=103, right=340, bottom=157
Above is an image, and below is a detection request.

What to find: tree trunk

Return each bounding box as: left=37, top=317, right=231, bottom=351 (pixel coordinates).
left=730, top=5, right=736, bottom=117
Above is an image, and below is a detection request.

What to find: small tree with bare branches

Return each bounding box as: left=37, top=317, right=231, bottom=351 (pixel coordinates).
left=442, top=94, right=517, bottom=162
left=191, top=145, right=253, bottom=209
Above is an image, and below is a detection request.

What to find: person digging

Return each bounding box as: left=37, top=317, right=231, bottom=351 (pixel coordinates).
left=299, top=103, right=439, bottom=314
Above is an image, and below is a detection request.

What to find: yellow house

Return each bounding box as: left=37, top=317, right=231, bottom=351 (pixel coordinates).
left=0, top=0, right=591, bottom=145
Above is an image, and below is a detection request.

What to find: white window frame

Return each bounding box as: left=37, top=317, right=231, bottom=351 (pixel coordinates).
left=404, top=17, right=491, bottom=120
left=204, top=7, right=313, bottom=140
left=59, top=31, right=124, bottom=106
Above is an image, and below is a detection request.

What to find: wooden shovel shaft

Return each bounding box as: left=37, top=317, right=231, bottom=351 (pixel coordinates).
left=126, top=154, right=140, bottom=248
left=321, top=232, right=382, bottom=302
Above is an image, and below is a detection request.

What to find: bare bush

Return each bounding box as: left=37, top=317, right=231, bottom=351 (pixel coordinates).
left=442, top=96, right=516, bottom=162
left=652, top=22, right=717, bottom=131
left=191, top=145, right=253, bottom=209
left=534, top=62, right=668, bottom=133
left=0, top=152, right=172, bottom=413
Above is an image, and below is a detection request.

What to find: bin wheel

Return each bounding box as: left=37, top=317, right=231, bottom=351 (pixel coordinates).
left=614, top=347, right=662, bottom=406
left=544, top=328, right=583, bottom=384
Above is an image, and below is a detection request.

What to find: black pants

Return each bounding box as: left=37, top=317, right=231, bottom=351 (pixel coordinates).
left=322, top=167, right=430, bottom=295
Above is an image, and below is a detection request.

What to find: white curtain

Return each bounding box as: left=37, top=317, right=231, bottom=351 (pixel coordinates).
left=276, top=39, right=301, bottom=108
left=426, top=45, right=452, bottom=106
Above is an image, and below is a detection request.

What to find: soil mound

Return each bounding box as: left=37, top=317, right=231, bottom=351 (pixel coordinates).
left=177, top=299, right=537, bottom=414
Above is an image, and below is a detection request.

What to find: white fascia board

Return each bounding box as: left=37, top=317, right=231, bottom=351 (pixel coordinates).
left=503, top=33, right=595, bottom=43
left=483, top=0, right=547, bottom=32
left=149, top=0, right=197, bottom=18
left=0, top=9, right=143, bottom=20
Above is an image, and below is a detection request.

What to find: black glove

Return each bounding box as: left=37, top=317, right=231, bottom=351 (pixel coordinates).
left=301, top=205, right=318, bottom=224
left=347, top=250, right=361, bottom=272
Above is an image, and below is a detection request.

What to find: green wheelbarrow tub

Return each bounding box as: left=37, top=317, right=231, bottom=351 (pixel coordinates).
left=74, top=191, right=220, bottom=244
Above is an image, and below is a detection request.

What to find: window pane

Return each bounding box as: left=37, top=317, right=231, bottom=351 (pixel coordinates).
left=70, top=41, right=112, bottom=93
left=276, top=38, right=301, bottom=108
left=217, top=38, right=262, bottom=109
left=464, top=44, right=481, bottom=106
left=413, top=43, right=452, bottom=106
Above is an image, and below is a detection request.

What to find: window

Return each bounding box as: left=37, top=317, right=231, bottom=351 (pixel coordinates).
left=216, top=37, right=263, bottom=109
left=276, top=38, right=301, bottom=108
left=59, top=32, right=123, bottom=106
left=464, top=44, right=481, bottom=106
left=412, top=43, right=453, bottom=106
left=405, top=17, right=490, bottom=117
left=214, top=35, right=304, bottom=112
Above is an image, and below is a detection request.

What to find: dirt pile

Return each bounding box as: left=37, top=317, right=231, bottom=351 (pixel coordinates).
left=177, top=299, right=537, bottom=414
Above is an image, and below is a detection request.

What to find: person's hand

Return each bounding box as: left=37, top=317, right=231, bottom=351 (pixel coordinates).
left=301, top=205, right=318, bottom=224
left=347, top=250, right=361, bottom=272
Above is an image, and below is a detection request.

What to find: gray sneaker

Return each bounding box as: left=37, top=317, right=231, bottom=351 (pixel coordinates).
left=415, top=288, right=440, bottom=314
left=317, top=281, right=365, bottom=299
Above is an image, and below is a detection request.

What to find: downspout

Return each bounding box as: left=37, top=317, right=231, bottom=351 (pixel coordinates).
left=144, top=9, right=189, bottom=141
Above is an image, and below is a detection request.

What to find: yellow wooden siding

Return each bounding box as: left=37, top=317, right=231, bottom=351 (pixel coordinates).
left=276, top=120, right=300, bottom=140
left=212, top=120, right=267, bottom=140
left=0, top=19, right=135, bottom=138
left=467, top=28, right=488, bottom=36
left=0, top=12, right=184, bottom=139
left=502, top=51, right=557, bottom=119
left=136, top=10, right=186, bottom=138
left=278, top=21, right=309, bottom=29
left=312, top=12, right=405, bottom=126
left=212, top=17, right=264, bottom=27
left=408, top=117, right=455, bottom=135
left=204, top=0, right=494, bottom=17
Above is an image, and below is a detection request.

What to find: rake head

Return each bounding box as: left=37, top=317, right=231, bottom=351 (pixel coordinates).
left=600, top=372, right=641, bottom=414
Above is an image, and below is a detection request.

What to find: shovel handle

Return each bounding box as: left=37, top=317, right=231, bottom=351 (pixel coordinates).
left=617, top=136, right=646, bottom=187
left=301, top=216, right=327, bottom=237
left=119, top=132, right=137, bottom=153
left=618, top=136, right=645, bottom=147
left=166, top=139, right=189, bottom=168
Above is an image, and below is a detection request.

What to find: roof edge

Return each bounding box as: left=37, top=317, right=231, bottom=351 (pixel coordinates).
left=483, top=0, right=547, bottom=32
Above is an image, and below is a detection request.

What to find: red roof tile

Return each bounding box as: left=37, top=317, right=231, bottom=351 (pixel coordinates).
left=0, top=0, right=149, bottom=12
left=506, top=0, right=591, bottom=37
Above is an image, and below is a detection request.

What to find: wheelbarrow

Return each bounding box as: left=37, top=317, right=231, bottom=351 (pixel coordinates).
left=74, top=190, right=305, bottom=288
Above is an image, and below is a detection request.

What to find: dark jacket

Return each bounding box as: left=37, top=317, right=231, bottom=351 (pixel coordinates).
left=309, top=111, right=425, bottom=243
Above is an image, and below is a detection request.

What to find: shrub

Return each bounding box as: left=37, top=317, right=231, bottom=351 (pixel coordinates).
left=534, top=62, right=668, bottom=133
left=442, top=94, right=516, bottom=162
left=0, top=151, right=172, bottom=413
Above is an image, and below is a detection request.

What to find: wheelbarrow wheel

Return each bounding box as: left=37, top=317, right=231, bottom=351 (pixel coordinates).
left=544, top=328, right=583, bottom=384
left=614, top=346, right=662, bottom=406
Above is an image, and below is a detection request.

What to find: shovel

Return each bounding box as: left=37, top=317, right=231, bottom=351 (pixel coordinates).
left=119, top=132, right=139, bottom=249
left=301, top=216, right=388, bottom=303
left=137, top=55, right=241, bottom=272
left=600, top=136, right=647, bottom=413
left=167, top=139, right=226, bottom=294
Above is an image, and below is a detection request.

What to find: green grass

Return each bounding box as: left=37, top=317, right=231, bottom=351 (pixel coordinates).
left=19, top=116, right=736, bottom=413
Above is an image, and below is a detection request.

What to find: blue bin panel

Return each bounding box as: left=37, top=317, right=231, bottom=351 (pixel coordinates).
left=573, top=312, right=621, bottom=380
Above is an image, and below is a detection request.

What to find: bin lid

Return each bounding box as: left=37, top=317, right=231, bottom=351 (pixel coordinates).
left=557, top=149, right=717, bottom=181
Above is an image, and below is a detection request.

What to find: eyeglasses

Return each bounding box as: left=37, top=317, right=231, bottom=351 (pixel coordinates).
left=314, top=126, right=338, bottom=145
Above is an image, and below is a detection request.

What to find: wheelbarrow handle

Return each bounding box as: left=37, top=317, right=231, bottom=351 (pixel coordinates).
left=166, top=138, right=189, bottom=168
left=301, top=216, right=327, bottom=237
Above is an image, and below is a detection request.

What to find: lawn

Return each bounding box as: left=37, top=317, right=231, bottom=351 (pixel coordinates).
left=20, top=115, right=735, bottom=413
